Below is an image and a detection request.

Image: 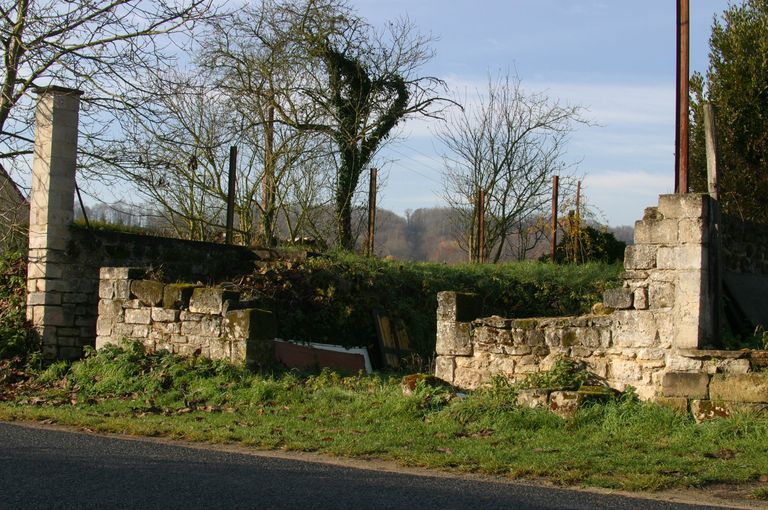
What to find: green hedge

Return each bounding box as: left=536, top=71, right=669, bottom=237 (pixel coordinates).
left=240, top=253, right=622, bottom=358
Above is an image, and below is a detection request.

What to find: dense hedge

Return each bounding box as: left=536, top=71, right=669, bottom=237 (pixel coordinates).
left=239, top=254, right=622, bottom=358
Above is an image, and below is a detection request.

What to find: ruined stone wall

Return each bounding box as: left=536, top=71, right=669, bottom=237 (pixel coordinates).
left=435, top=194, right=766, bottom=401
left=96, top=267, right=275, bottom=366
left=28, top=224, right=257, bottom=360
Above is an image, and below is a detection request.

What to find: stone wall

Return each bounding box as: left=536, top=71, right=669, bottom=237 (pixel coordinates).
left=24, top=85, right=261, bottom=361
left=28, top=225, right=258, bottom=361
left=96, top=267, right=275, bottom=366
left=436, top=194, right=768, bottom=402
left=721, top=213, right=768, bottom=274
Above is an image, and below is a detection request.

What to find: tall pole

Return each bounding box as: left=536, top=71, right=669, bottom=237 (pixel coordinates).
left=477, top=189, right=485, bottom=263
left=675, top=0, right=690, bottom=193
left=550, top=175, right=559, bottom=263
left=262, top=104, right=275, bottom=246
left=366, top=167, right=377, bottom=257
left=225, top=145, right=237, bottom=245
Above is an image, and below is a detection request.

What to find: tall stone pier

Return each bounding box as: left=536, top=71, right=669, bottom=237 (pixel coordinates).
left=26, top=86, right=83, bottom=360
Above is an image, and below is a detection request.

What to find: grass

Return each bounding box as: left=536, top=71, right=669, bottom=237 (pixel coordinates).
left=2, top=343, right=768, bottom=493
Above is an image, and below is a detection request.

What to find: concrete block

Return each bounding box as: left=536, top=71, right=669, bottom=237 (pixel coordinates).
left=436, top=320, right=473, bottom=356
left=436, top=291, right=481, bottom=322
left=662, top=372, right=710, bottom=398
left=130, top=280, right=165, bottom=306
left=603, top=288, right=633, bottom=309
left=189, top=287, right=240, bottom=315
left=710, top=373, right=768, bottom=403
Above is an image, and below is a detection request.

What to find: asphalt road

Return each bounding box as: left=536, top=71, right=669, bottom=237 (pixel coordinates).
left=0, top=421, right=733, bottom=510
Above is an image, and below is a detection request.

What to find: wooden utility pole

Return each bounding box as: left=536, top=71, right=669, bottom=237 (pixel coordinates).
left=225, top=145, right=237, bottom=245
left=550, top=175, right=559, bottom=263
left=477, top=189, right=485, bottom=263
left=366, top=167, right=377, bottom=257
left=704, top=103, right=722, bottom=345
left=675, top=0, right=690, bottom=193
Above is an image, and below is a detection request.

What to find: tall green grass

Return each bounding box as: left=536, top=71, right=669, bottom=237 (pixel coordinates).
left=4, top=343, right=767, bottom=492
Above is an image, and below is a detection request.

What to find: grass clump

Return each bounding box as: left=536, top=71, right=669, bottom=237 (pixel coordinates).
left=3, top=342, right=768, bottom=494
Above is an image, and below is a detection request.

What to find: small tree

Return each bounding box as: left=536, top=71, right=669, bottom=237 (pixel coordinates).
left=689, top=0, right=768, bottom=222
left=440, top=73, right=585, bottom=263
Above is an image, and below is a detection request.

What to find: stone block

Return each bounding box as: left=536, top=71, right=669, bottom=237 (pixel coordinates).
left=603, top=288, right=633, bottom=309
left=654, top=396, right=689, bottom=414
left=662, top=372, right=710, bottom=398
left=124, top=309, right=151, bottom=325
left=434, top=356, right=455, bottom=384
left=624, top=244, right=657, bottom=270
left=436, top=320, right=473, bottom=356
left=436, top=291, right=481, bottom=322
left=114, top=280, right=131, bottom=300
left=99, top=267, right=146, bottom=280
left=181, top=316, right=221, bottom=337
left=691, top=399, right=731, bottom=423
left=516, top=388, right=550, bottom=409
left=189, top=287, right=240, bottom=315
left=549, top=391, right=583, bottom=418
left=98, top=299, right=123, bottom=322
left=151, top=307, right=179, bottom=323
left=665, top=353, right=703, bottom=372
left=634, top=219, right=678, bottom=245
left=163, top=283, right=199, bottom=310
left=633, top=287, right=648, bottom=310
left=678, top=217, right=706, bottom=244
left=130, top=280, right=165, bottom=306
left=649, top=282, right=675, bottom=309
left=503, top=345, right=532, bottom=356
left=224, top=308, right=277, bottom=368
left=98, top=280, right=114, bottom=299
left=709, top=373, right=768, bottom=403
left=658, top=193, right=707, bottom=220
left=95, top=317, right=113, bottom=337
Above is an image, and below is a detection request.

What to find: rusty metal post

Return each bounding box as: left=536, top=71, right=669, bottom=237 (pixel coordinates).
left=550, top=175, right=559, bottom=263
left=675, top=0, right=690, bottom=193
left=477, top=188, right=485, bottom=263
left=225, top=145, right=237, bottom=245
left=366, top=167, right=377, bottom=257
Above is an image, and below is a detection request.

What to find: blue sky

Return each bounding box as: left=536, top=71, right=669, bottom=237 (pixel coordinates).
left=353, top=0, right=732, bottom=226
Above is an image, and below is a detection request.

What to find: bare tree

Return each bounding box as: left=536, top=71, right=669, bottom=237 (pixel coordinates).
left=0, top=0, right=214, bottom=189
left=439, top=73, right=586, bottom=263
left=205, top=0, right=449, bottom=250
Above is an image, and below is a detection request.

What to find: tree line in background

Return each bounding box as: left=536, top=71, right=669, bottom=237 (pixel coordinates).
left=1, top=0, right=600, bottom=263
left=76, top=200, right=633, bottom=263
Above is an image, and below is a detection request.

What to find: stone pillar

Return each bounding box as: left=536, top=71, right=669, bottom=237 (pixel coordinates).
left=434, top=291, right=480, bottom=383
left=26, top=86, right=83, bottom=360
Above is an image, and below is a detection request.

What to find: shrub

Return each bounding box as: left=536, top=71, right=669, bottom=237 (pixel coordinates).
left=0, top=251, right=38, bottom=359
